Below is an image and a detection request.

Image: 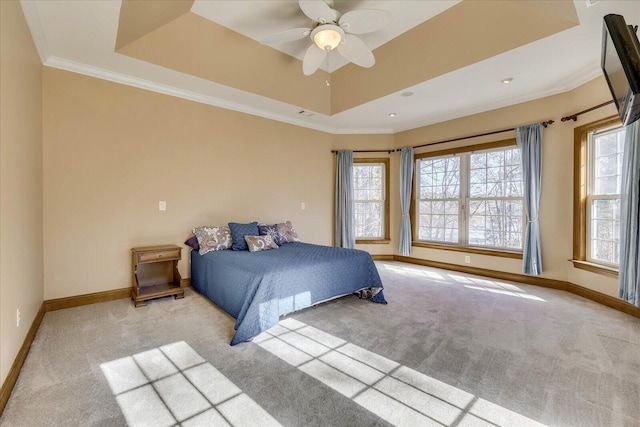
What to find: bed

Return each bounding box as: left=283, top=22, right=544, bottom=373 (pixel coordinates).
left=191, top=242, right=386, bottom=345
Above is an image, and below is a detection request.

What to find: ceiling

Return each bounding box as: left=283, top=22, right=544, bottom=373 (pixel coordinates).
left=190, top=1, right=462, bottom=73
left=20, top=0, right=640, bottom=134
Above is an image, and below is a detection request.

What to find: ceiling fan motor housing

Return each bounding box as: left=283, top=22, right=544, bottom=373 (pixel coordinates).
left=317, top=8, right=341, bottom=25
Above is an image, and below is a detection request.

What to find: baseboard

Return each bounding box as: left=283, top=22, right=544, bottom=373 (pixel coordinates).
left=44, top=287, right=131, bottom=312
left=0, top=302, right=45, bottom=415
left=371, top=255, right=395, bottom=261
left=567, top=282, right=640, bottom=318
left=394, top=255, right=568, bottom=290
left=391, top=255, right=639, bottom=319
left=1, top=285, right=167, bottom=415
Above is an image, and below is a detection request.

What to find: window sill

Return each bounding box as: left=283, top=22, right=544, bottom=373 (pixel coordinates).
left=570, top=260, right=618, bottom=279
left=412, top=242, right=523, bottom=259
left=356, top=239, right=391, bottom=245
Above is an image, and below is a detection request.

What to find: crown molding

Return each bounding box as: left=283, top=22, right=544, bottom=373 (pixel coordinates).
left=20, top=0, right=49, bottom=64
left=554, top=64, right=603, bottom=93
left=37, top=56, right=602, bottom=137
left=42, top=57, right=394, bottom=135
left=44, top=57, right=346, bottom=133
left=406, top=68, right=604, bottom=131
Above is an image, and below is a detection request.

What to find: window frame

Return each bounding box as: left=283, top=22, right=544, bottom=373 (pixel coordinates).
left=414, top=154, right=462, bottom=244
left=353, top=158, right=390, bottom=244
left=572, top=116, right=622, bottom=277
left=411, top=139, right=524, bottom=259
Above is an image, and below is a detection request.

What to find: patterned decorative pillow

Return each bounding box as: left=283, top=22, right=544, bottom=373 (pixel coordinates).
left=192, top=226, right=232, bottom=255
left=228, top=221, right=259, bottom=251
left=244, top=235, right=279, bottom=253
left=258, top=224, right=282, bottom=246
left=277, top=221, right=300, bottom=244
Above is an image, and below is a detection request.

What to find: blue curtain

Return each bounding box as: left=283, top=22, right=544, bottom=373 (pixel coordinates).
left=335, top=150, right=355, bottom=249
left=619, top=120, right=640, bottom=307
left=399, top=147, right=414, bottom=255
left=516, top=124, right=543, bottom=275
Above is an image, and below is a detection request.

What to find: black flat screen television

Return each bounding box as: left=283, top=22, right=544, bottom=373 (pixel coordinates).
left=602, top=14, right=640, bottom=126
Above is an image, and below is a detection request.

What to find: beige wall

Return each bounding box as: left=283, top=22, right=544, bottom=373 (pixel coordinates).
left=0, top=1, right=44, bottom=385
left=42, top=68, right=340, bottom=300
left=42, top=67, right=625, bottom=302
left=394, top=77, right=620, bottom=296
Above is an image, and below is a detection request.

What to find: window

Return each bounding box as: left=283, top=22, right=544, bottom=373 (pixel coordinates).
left=353, top=158, right=390, bottom=242
left=416, top=156, right=460, bottom=243
left=573, top=116, right=623, bottom=276
left=414, top=140, right=524, bottom=254
left=587, top=127, right=625, bottom=265
left=467, top=148, right=524, bottom=249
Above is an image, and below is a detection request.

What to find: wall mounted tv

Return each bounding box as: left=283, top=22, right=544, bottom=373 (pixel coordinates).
left=602, top=14, right=640, bottom=126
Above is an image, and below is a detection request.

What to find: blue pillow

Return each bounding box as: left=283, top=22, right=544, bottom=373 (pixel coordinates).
left=258, top=224, right=282, bottom=246
left=228, top=221, right=259, bottom=251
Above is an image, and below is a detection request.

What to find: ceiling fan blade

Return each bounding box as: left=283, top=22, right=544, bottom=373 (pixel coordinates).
left=261, top=28, right=311, bottom=45
left=303, top=44, right=326, bottom=75
left=299, top=0, right=336, bottom=24
left=339, top=9, right=391, bottom=34
left=337, top=34, right=375, bottom=68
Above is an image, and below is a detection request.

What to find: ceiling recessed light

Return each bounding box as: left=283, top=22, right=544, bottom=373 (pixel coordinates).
left=388, top=113, right=396, bottom=117
left=501, top=77, right=514, bottom=84
left=400, top=92, right=414, bottom=97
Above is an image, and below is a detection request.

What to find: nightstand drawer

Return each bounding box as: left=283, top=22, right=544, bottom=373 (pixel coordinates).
left=137, top=248, right=181, bottom=263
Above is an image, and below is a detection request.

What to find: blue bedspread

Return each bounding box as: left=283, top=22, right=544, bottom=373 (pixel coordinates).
left=191, top=242, right=386, bottom=345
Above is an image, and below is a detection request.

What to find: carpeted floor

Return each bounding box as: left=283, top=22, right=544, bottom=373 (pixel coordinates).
left=1, top=261, right=639, bottom=426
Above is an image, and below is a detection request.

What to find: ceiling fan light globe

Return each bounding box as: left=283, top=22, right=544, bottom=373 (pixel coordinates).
left=311, top=25, right=344, bottom=51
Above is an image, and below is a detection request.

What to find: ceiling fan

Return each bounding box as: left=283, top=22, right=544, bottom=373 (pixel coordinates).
left=261, top=0, right=392, bottom=76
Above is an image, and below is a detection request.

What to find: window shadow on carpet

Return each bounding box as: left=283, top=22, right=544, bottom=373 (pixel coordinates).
left=100, top=341, right=281, bottom=427
left=255, top=318, right=546, bottom=427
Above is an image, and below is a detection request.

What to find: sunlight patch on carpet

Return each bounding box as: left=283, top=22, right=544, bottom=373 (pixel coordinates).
left=448, top=274, right=546, bottom=302
left=100, top=341, right=282, bottom=427
left=256, top=319, right=546, bottom=427
left=378, top=263, right=546, bottom=302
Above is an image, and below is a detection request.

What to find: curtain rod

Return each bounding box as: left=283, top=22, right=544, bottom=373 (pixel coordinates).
left=331, top=119, right=554, bottom=154
left=331, top=149, right=394, bottom=154
left=561, top=100, right=614, bottom=122
left=396, top=120, right=554, bottom=152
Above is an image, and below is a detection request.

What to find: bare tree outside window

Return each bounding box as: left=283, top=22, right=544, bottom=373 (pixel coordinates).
left=587, top=126, right=625, bottom=266
left=417, top=157, right=460, bottom=243
left=353, top=163, right=385, bottom=239
left=468, top=148, right=523, bottom=249
left=416, top=145, right=524, bottom=251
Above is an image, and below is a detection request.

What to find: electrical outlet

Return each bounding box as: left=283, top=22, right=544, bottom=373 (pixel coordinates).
left=301, top=202, right=306, bottom=210
left=464, top=255, right=471, bottom=264
left=17, top=308, right=20, bottom=327
left=159, top=201, right=166, bottom=211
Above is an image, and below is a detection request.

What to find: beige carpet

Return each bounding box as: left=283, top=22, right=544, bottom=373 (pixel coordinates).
left=1, top=261, right=639, bottom=426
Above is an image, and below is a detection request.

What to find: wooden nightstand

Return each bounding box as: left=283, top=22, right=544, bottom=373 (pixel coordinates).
left=131, top=245, right=184, bottom=307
